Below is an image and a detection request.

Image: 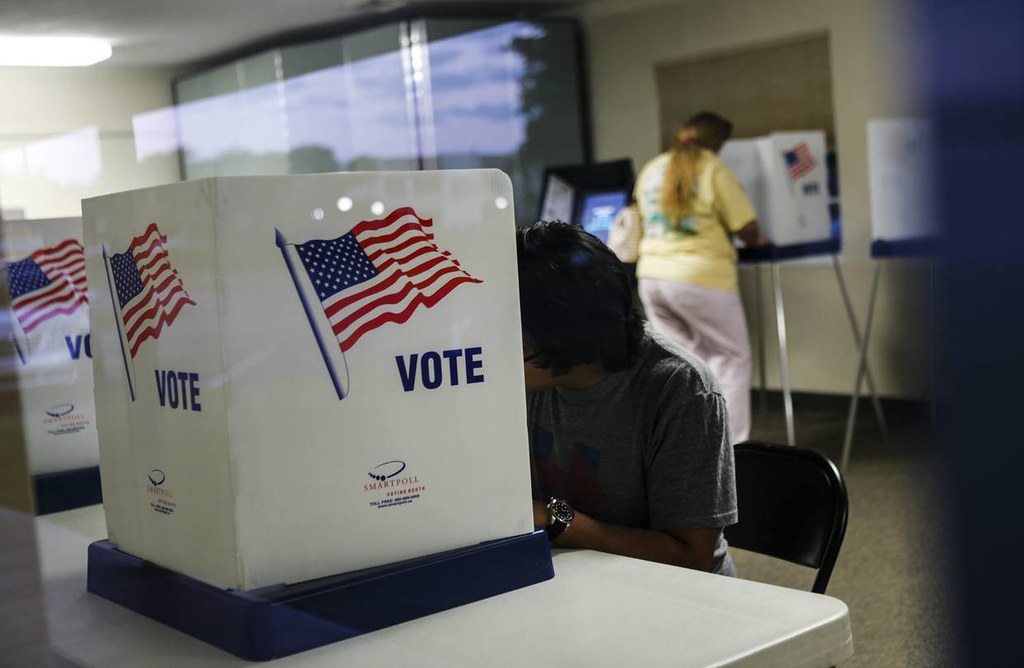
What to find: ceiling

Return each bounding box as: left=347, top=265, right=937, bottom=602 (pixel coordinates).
left=0, top=0, right=581, bottom=69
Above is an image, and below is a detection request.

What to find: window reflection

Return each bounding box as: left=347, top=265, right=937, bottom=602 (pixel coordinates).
left=176, top=60, right=290, bottom=178
left=166, top=18, right=586, bottom=222
left=283, top=35, right=418, bottom=173
left=423, top=20, right=585, bottom=222
left=25, top=127, right=103, bottom=187
left=424, top=22, right=536, bottom=161
left=132, top=107, right=180, bottom=164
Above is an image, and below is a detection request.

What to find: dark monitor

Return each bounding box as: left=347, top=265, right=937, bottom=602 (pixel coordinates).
left=578, top=190, right=628, bottom=242
left=537, top=159, right=635, bottom=228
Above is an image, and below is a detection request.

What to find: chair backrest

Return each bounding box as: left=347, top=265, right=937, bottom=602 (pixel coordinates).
left=725, top=440, right=849, bottom=594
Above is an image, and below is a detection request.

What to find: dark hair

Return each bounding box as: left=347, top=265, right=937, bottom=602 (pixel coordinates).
left=516, top=221, right=644, bottom=376
left=685, top=111, right=734, bottom=153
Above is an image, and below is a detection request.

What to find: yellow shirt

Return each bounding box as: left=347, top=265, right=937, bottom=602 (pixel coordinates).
left=634, top=150, right=756, bottom=292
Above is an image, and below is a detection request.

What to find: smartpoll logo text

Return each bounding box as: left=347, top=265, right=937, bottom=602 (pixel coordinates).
left=43, top=403, right=90, bottom=436
left=146, top=469, right=176, bottom=516
left=364, top=460, right=427, bottom=510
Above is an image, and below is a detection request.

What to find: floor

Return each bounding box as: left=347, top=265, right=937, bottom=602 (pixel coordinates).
left=733, top=393, right=958, bottom=667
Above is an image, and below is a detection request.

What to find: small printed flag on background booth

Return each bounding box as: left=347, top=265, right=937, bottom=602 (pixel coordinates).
left=784, top=141, right=817, bottom=182
left=4, top=238, right=88, bottom=335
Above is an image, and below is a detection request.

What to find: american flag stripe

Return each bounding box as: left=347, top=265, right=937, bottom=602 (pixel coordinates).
left=15, top=282, right=85, bottom=332
left=124, top=273, right=189, bottom=342
left=337, top=271, right=480, bottom=352
left=36, top=250, right=84, bottom=277
left=350, top=206, right=435, bottom=236
left=333, top=262, right=468, bottom=335
left=25, top=241, right=86, bottom=292
left=122, top=251, right=175, bottom=322
left=114, top=223, right=195, bottom=357
left=126, top=292, right=194, bottom=357
left=8, top=238, right=88, bottom=334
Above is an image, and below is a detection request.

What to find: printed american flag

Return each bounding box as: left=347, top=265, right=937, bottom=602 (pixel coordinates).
left=293, top=206, right=482, bottom=352
left=4, top=239, right=88, bottom=334
left=784, top=142, right=817, bottom=181
left=109, top=223, right=195, bottom=357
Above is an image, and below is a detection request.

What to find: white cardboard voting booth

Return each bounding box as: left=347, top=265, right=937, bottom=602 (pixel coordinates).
left=719, top=131, right=831, bottom=247
left=868, top=118, right=937, bottom=242
left=82, top=170, right=534, bottom=591
left=1, top=217, right=99, bottom=475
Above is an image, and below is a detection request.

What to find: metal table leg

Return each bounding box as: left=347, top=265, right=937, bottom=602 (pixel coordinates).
left=771, top=262, right=795, bottom=445
left=832, top=256, right=888, bottom=437
left=754, top=264, right=767, bottom=414
left=929, top=258, right=938, bottom=433
left=842, top=261, right=883, bottom=471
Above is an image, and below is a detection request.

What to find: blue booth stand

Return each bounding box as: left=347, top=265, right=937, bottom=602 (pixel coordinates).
left=87, top=530, right=554, bottom=661
left=840, top=237, right=939, bottom=470
left=739, top=237, right=887, bottom=446
left=33, top=465, right=103, bottom=515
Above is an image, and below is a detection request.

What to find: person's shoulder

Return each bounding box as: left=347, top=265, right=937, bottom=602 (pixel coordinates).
left=639, top=152, right=671, bottom=175
left=701, top=151, right=732, bottom=175
left=635, top=327, right=721, bottom=396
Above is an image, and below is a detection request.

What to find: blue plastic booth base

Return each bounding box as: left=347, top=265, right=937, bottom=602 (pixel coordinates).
left=34, top=466, right=102, bottom=515
left=87, top=531, right=554, bottom=661
left=871, top=237, right=939, bottom=258
left=738, top=238, right=841, bottom=264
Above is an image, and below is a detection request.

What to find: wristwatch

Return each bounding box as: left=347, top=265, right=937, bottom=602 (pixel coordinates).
left=546, top=497, right=574, bottom=540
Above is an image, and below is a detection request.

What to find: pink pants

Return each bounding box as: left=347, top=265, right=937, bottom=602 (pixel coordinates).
left=639, top=278, right=751, bottom=443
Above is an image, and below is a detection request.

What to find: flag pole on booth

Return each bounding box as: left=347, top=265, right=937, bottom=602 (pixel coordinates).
left=101, top=243, right=136, bottom=402
left=275, top=228, right=348, bottom=400
left=9, top=317, right=27, bottom=366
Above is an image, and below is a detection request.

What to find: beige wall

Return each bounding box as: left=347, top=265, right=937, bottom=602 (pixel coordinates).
left=571, top=0, right=931, bottom=398
left=0, top=65, right=181, bottom=219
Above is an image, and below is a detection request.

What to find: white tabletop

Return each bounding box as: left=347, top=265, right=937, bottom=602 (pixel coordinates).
left=37, top=506, right=853, bottom=667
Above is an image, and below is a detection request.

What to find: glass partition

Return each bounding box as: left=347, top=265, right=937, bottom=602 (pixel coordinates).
left=172, top=17, right=587, bottom=224
left=421, top=18, right=585, bottom=223
left=281, top=24, right=420, bottom=174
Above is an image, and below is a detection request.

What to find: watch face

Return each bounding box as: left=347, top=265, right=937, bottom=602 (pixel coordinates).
left=548, top=498, right=574, bottom=524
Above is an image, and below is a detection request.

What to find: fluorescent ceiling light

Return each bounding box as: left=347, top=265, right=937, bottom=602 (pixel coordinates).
left=0, top=37, right=112, bottom=67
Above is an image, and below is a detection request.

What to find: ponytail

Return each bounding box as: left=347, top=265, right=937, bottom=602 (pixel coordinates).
left=660, top=135, right=701, bottom=223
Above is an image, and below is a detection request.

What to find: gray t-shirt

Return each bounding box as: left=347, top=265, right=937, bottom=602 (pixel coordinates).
left=527, top=328, right=738, bottom=575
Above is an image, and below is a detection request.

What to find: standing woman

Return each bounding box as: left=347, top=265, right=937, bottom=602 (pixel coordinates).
left=634, top=112, right=769, bottom=443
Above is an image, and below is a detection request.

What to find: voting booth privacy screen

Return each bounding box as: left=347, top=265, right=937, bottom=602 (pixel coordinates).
left=868, top=119, right=936, bottom=243
left=719, top=131, right=831, bottom=247
left=82, top=170, right=534, bottom=591
left=1, top=217, right=99, bottom=475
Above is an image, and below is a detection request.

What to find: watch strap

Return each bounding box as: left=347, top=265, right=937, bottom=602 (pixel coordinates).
left=546, top=518, right=569, bottom=540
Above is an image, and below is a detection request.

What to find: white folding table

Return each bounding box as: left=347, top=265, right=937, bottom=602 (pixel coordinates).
left=36, top=506, right=853, bottom=667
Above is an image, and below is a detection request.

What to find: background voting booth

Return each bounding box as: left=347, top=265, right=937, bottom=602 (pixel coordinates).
left=80, top=170, right=551, bottom=660
left=841, top=119, right=938, bottom=469
left=719, top=132, right=886, bottom=446
left=0, top=216, right=102, bottom=514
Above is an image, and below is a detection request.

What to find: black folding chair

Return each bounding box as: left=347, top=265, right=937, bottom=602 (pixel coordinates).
left=725, top=440, right=849, bottom=594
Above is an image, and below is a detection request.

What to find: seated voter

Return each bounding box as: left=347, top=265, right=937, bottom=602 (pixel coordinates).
left=517, top=221, right=738, bottom=575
